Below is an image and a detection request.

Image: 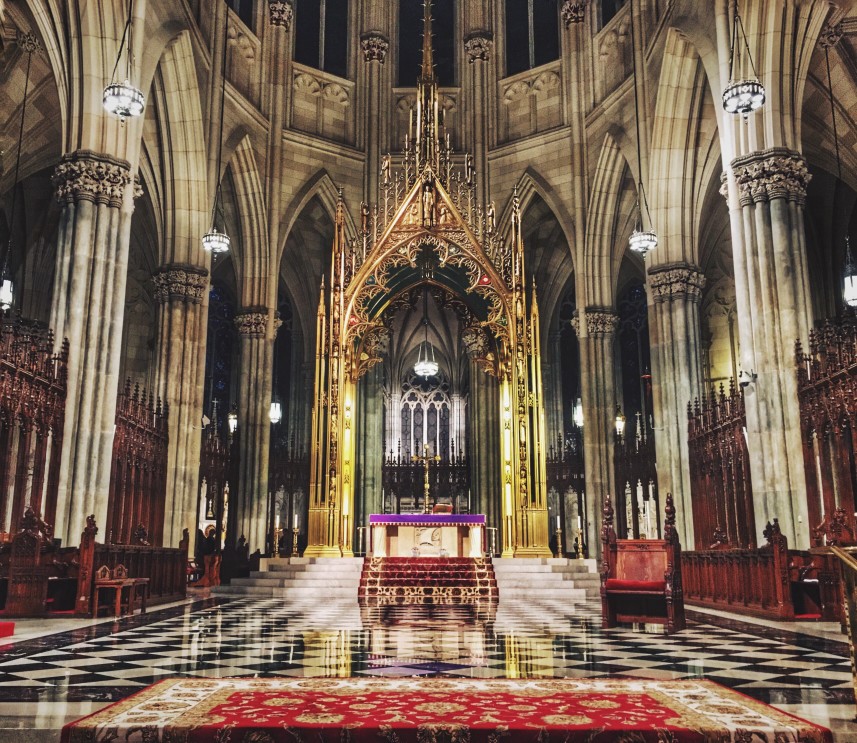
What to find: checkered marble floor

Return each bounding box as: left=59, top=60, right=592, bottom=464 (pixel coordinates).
left=0, top=596, right=852, bottom=710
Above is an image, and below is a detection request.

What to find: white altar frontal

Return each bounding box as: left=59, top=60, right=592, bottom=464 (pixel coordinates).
left=368, top=514, right=485, bottom=558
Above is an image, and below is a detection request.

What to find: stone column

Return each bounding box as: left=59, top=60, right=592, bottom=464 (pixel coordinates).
left=357, top=364, right=384, bottom=532
left=463, top=31, right=494, bottom=206
left=360, top=32, right=389, bottom=205
left=49, top=150, right=135, bottom=544
left=577, top=308, right=619, bottom=557
left=152, top=264, right=209, bottom=546
left=468, top=360, right=500, bottom=527
left=544, top=331, right=565, bottom=446
left=726, top=151, right=813, bottom=547
left=647, top=263, right=705, bottom=548
left=233, top=308, right=277, bottom=553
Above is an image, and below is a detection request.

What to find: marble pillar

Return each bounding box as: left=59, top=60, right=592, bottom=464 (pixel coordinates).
left=233, top=308, right=277, bottom=553
left=357, top=364, right=384, bottom=532
left=468, top=360, right=500, bottom=527
left=49, top=150, right=135, bottom=544
left=647, top=264, right=705, bottom=548
left=577, top=308, right=619, bottom=557
left=463, top=31, right=494, bottom=207
left=359, top=32, right=389, bottom=205
left=725, top=150, right=813, bottom=547
left=152, top=264, right=210, bottom=546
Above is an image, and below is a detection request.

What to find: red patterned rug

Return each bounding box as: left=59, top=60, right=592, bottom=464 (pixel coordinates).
left=61, top=677, right=831, bottom=742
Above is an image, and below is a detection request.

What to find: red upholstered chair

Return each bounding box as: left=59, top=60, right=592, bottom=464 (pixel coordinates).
left=600, top=493, right=686, bottom=633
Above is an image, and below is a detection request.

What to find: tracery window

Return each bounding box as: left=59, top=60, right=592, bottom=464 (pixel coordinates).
left=400, top=372, right=451, bottom=459
left=504, top=0, right=560, bottom=77
left=295, top=0, right=349, bottom=78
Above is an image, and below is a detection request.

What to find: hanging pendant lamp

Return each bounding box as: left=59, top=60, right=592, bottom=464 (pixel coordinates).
left=628, top=0, right=657, bottom=257
left=103, top=0, right=145, bottom=121
left=2, top=33, right=40, bottom=312
left=203, top=8, right=231, bottom=255
left=414, top=288, right=439, bottom=378
left=722, top=0, right=765, bottom=117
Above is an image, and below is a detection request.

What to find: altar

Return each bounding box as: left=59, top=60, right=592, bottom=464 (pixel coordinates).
left=368, top=514, right=485, bottom=558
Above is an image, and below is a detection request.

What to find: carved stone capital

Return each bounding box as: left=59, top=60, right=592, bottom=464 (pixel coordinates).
left=648, top=263, right=706, bottom=303
left=819, top=23, right=843, bottom=49
left=731, top=148, right=811, bottom=207
left=234, top=308, right=270, bottom=338
left=464, top=32, right=493, bottom=63
left=584, top=308, right=619, bottom=335
left=360, top=33, right=389, bottom=63
left=53, top=150, right=133, bottom=209
left=152, top=264, right=209, bottom=305
left=561, top=0, right=589, bottom=27
left=268, top=1, right=293, bottom=29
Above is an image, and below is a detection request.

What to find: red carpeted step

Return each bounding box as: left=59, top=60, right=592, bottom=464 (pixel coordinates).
left=358, top=557, right=498, bottom=606
left=0, top=622, right=14, bottom=638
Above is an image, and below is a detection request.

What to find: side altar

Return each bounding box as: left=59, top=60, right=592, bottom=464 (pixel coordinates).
left=369, top=514, right=485, bottom=558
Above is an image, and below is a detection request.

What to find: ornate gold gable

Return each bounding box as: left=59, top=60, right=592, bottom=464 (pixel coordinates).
left=305, top=2, right=550, bottom=558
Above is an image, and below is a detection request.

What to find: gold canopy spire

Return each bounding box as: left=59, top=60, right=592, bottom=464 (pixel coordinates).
left=412, top=0, right=441, bottom=173
left=420, top=0, right=435, bottom=82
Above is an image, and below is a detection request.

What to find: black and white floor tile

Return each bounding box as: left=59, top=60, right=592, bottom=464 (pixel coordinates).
left=0, top=596, right=854, bottom=739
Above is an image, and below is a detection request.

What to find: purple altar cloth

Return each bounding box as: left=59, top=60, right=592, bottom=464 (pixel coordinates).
left=368, top=514, right=485, bottom=526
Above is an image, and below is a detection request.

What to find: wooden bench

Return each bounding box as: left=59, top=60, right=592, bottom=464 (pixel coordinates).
left=93, top=564, right=149, bottom=618
left=601, top=492, right=686, bottom=633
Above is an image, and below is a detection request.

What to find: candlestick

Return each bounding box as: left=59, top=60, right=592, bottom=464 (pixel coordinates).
left=554, top=528, right=563, bottom=559
left=575, top=528, right=584, bottom=560
left=273, top=525, right=282, bottom=558
left=291, top=527, right=300, bottom=557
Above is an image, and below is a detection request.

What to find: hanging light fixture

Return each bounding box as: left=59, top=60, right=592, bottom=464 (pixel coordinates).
left=228, top=409, right=238, bottom=434
left=628, top=0, right=657, bottom=257
left=573, top=396, right=584, bottom=428
left=2, top=33, right=40, bottom=312
left=203, top=10, right=231, bottom=255
left=414, top=288, right=439, bottom=378
left=722, top=0, right=765, bottom=117
left=103, top=0, right=145, bottom=121
left=822, top=36, right=856, bottom=309
left=269, top=401, right=283, bottom=424
left=615, top=406, right=626, bottom=438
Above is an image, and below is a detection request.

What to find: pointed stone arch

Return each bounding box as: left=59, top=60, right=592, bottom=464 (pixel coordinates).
left=649, top=28, right=708, bottom=266
left=585, top=132, right=629, bottom=309
left=227, top=135, right=269, bottom=308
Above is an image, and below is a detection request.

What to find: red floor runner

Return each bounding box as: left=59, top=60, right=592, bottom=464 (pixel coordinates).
left=61, top=676, right=832, bottom=743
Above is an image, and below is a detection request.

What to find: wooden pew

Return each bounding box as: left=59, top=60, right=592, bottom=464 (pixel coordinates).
left=0, top=509, right=187, bottom=617
left=601, top=493, right=686, bottom=633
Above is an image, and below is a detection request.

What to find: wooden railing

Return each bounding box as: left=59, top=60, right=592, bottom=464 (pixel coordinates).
left=796, top=317, right=857, bottom=540
left=0, top=509, right=187, bottom=617
left=106, top=380, right=168, bottom=546
left=682, top=519, right=843, bottom=622
left=0, top=317, right=68, bottom=532
left=382, top=449, right=470, bottom=513
left=687, top=381, right=755, bottom=550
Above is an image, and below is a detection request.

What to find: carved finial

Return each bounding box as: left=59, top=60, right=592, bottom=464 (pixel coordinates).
left=602, top=495, right=614, bottom=527
left=663, top=493, right=678, bottom=545
left=420, top=0, right=435, bottom=82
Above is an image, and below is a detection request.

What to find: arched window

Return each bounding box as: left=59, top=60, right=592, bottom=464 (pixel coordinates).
left=295, top=0, right=349, bottom=78
left=504, top=0, right=560, bottom=77
left=398, top=0, right=455, bottom=86
left=226, top=0, right=254, bottom=29
left=400, top=371, right=452, bottom=459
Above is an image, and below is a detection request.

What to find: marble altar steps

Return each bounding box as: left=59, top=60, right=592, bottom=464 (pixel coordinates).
left=492, top=558, right=601, bottom=601
left=213, top=557, right=365, bottom=600
left=358, top=557, right=498, bottom=603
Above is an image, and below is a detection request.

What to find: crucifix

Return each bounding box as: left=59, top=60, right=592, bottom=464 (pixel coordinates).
left=412, top=443, right=441, bottom=514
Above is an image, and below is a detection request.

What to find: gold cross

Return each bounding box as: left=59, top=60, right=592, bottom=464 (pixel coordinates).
left=412, top=443, right=441, bottom=514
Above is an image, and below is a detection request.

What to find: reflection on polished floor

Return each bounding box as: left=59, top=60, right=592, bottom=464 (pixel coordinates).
left=0, top=596, right=855, bottom=741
